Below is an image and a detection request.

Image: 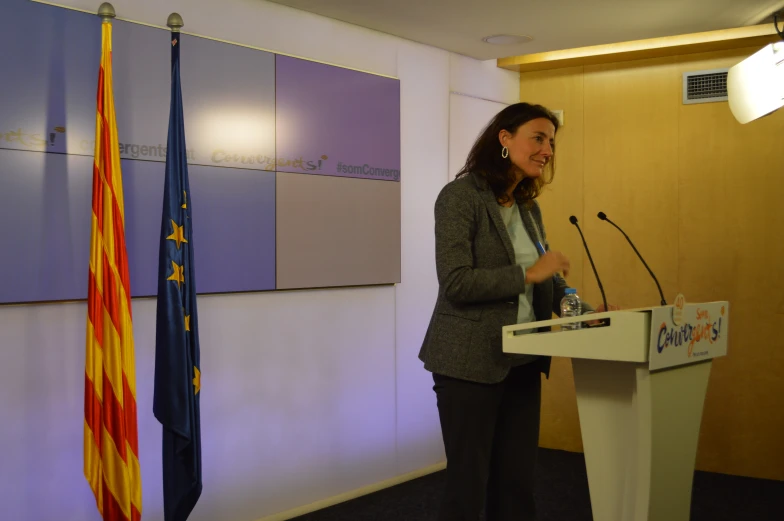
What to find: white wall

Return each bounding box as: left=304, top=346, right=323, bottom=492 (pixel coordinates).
left=447, top=53, right=519, bottom=181
left=5, top=1, right=519, bottom=520
left=394, top=40, right=450, bottom=476
left=448, top=93, right=510, bottom=181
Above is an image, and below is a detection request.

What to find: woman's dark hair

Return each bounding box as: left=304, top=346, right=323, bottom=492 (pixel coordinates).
left=456, top=102, right=559, bottom=205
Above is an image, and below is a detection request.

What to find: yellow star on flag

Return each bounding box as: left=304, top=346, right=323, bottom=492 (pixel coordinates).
left=167, top=261, right=185, bottom=288
left=182, top=190, right=187, bottom=209
left=193, top=366, right=201, bottom=394
left=166, top=219, right=188, bottom=250
left=185, top=314, right=191, bottom=332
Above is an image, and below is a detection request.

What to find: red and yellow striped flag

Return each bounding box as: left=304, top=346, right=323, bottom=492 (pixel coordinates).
left=84, top=20, right=142, bottom=521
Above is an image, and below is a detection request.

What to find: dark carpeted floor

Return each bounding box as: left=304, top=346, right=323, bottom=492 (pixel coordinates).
left=290, top=449, right=783, bottom=521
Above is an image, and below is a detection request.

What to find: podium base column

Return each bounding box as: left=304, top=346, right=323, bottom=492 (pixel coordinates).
left=571, top=358, right=712, bottom=521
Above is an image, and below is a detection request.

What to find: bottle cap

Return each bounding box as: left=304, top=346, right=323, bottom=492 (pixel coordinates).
left=565, top=288, right=577, bottom=295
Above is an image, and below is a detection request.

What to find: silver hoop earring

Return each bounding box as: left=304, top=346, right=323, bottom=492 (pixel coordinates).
left=501, top=146, right=509, bottom=159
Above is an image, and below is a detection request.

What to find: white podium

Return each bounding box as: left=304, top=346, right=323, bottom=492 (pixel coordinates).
left=503, top=301, right=729, bottom=521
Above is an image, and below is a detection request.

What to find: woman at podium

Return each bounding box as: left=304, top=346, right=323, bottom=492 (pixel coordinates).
left=419, top=102, right=607, bottom=521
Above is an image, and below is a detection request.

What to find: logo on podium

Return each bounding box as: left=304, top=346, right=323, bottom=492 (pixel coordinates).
left=650, top=298, right=729, bottom=371
left=672, top=293, right=685, bottom=326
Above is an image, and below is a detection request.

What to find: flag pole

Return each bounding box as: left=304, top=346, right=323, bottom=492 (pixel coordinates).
left=156, top=11, right=203, bottom=521
left=97, top=2, right=115, bottom=21
left=167, top=12, right=184, bottom=32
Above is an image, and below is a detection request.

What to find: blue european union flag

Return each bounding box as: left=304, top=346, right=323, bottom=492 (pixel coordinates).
left=153, top=32, right=202, bottom=521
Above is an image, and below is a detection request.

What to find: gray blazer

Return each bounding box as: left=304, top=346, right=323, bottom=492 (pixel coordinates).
left=419, top=172, right=587, bottom=384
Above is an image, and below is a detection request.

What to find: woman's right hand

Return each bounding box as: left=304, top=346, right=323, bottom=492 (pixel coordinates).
left=525, top=251, right=570, bottom=284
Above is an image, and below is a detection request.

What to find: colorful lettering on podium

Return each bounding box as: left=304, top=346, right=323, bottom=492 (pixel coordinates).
left=656, top=307, right=725, bottom=358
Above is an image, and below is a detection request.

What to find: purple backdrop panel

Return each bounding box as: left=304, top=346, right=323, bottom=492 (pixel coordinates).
left=276, top=172, right=400, bottom=289
left=0, top=0, right=99, bottom=156
left=0, top=150, right=92, bottom=303
left=0, top=148, right=276, bottom=304
left=0, top=0, right=276, bottom=171
left=180, top=35, right=276, bottom=171
left=110, top=29, right=277, bottom=170
left=123, top=161, right=277, bottom=297
left=276, top=56, right=400, bottom=181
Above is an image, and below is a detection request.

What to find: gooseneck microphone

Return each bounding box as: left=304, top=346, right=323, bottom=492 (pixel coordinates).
left=568, top=215, right=608, bottom=314
left=597, top=212, right=667, bottom=306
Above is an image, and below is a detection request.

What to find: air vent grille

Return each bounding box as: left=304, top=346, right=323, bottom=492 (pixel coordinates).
left=683, top=69, right=729, bottom=104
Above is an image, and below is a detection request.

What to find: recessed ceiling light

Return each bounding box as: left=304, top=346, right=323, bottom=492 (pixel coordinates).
left=482, top=34, right=533, bottom=45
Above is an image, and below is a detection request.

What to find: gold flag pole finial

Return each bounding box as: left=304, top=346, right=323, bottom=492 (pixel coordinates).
left=97, top=2, right=116, bottom=22
left=167, top=13, right=184, bottom=33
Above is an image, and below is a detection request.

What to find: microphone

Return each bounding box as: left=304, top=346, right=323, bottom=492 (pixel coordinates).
left=568, top=215, right=608, bottom=314
left=597, top=212, right=667, bottom=306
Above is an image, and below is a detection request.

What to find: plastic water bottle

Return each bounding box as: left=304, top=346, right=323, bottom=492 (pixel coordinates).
left=560, top=288, right=582, bottom=330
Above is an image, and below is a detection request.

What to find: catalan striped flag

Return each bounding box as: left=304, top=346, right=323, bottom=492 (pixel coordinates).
left=84, top=20, right=142, bottom=521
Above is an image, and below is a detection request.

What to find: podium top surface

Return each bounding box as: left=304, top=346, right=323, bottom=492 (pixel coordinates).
left=503, top=308, right=652, bottom=362
left=502, top=301, right=729, bottom=366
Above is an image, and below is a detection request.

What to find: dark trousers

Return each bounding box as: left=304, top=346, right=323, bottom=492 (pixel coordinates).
left=433, top=362, right=542, bottom=521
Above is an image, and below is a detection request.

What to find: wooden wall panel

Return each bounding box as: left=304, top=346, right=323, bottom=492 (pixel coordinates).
left=676, top=48, right=784, bottom=480
left=582, top=57, right=681, bottom=310
left=521, top=46, right=784, bottom=480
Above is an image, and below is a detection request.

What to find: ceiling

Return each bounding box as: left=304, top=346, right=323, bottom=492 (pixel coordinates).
left=266, top=0, right=784, bottom=60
